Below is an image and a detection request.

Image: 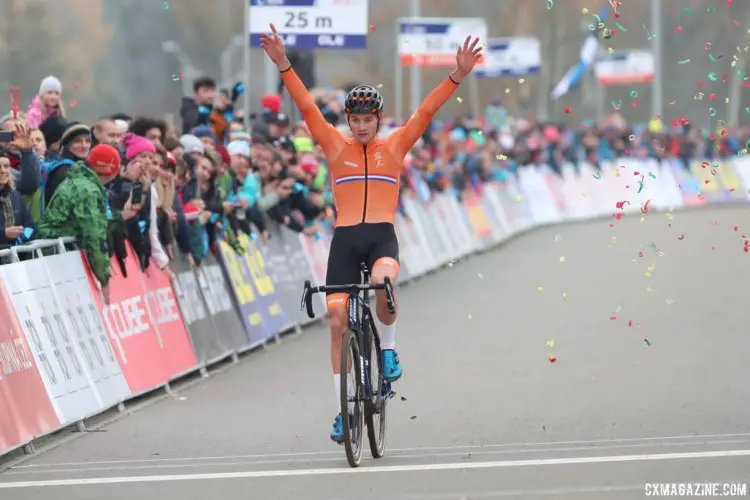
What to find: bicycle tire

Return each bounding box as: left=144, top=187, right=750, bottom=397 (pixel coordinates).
left=341, top=328, right=364, bottom=468
left=366, top=325, right=387, bottom=458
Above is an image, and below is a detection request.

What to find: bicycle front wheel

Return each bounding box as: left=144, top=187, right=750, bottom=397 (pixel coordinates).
left=366, top=330, right=387, bottom=458
left=341, top=328, right=364, bottom=468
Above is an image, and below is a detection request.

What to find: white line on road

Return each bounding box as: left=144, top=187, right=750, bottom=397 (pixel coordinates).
left=6, top=438, right=749, bottom=475
left=1, top=448, right=749, bottom=489
left=13, top=431, right=750, bottom=468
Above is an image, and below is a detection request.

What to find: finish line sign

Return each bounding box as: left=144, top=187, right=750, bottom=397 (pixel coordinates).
left=249, top=0, right=369, bottom=49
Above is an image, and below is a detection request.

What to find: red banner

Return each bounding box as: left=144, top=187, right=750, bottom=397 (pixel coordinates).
left=85, top=246, right=196, bottom=395
left=138, top=266, right=197, bottom=377
left=0, top=280, right=59, bottom=453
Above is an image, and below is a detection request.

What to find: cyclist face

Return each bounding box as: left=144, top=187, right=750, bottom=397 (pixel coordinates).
left=348, top=113, right=379, bottom=145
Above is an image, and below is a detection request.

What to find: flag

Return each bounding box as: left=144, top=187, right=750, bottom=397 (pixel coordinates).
left=551, top=5, right=610, bottom=101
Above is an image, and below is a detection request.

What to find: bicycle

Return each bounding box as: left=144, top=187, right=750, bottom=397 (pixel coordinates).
left=301, top=263, right=396, bottom=468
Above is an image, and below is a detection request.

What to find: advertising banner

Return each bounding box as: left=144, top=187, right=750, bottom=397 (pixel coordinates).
left=172, top=257, right=230, bottom=365
left=0, top=279, right=59, bottom=454
left=43, top=252, right=131, bottom=411
left=0, top=258, right=103, bottom=424
left=237, top=233, right=290, bottom=335
left=260, top=225, right=312, bottom=327
left=197, top=253, right=250, bottom=351
left=87, top=250, right=171, bottom=395
left=217, top=240, right=273, bottom=347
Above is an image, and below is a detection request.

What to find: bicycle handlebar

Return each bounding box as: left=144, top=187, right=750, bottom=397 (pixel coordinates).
left=301, top=279, right=396, bottom=319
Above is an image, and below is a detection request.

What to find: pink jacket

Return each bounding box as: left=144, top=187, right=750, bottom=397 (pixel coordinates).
left=26, top=95, right=60, bottom=128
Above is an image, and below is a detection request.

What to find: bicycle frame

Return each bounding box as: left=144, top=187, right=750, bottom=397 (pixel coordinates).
left=301, top=267, right=395, bottom=409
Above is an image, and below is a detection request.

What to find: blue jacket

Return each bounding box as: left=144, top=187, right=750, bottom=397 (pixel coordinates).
left=0, top=186, right=34, bottom=247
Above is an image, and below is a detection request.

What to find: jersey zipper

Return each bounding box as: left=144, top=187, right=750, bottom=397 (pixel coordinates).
left=361, top=144, right=368, bottom=223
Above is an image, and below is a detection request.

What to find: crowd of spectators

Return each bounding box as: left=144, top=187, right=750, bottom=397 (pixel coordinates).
left=1, top=72, right=747, bottom=303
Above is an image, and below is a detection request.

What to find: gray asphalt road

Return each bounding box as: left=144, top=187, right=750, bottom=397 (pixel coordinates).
left=2, top=207, right=750, bottom=499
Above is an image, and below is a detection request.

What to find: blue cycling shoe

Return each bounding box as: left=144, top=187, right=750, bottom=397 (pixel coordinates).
left=330, top=414, right=345, bottom=444
left=382, top=349, right=402, bottom=382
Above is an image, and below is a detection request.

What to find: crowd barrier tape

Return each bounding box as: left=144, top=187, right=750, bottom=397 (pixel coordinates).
left=1, top=156, right=748, bottom=458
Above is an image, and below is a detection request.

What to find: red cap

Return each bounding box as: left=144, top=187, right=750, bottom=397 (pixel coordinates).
left=299, top=154, right=318, bottom=175
left=261, top=94, right=282, bottom=113
left=87, top=144, right=121, bottom=179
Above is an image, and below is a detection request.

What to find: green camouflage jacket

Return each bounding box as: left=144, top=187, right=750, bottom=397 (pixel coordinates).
left=37, top=162, right=111, bottom=286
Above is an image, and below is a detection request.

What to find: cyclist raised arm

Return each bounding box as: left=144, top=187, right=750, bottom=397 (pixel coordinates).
left=260, top=24, right=343, bottom=158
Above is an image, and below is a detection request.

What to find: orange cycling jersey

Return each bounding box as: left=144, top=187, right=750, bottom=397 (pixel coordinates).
left=281, top=67, right=458, bottom=227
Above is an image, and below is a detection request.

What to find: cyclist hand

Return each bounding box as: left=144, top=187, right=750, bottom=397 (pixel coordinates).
left=454, top=36, right=483, bottom=79
left=260, top=24, right=289, bottom=69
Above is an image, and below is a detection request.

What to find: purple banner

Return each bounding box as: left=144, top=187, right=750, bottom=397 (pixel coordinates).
left=216, top=241, right=273, bottom=347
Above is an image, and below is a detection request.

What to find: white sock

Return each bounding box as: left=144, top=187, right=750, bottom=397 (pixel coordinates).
left=334, top=374, right=354, bottom=415
left=334, top=374, right=341, bottom=412
left=379, top=320, right=396, bottom=350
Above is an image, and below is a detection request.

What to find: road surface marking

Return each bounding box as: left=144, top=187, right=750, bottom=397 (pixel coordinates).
left=0, top=448, right=749, bottom=488
left=13, top=431, right=750, bottom=468
left=6, top=438, right=749, bottom=475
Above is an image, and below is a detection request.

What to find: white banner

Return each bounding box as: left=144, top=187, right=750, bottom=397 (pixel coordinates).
left=398, top=17, right=487, bottom=68
left=249, top=0, right=369, bottom=50
left=475, top=37, right=541, bottom=78
left=595, top=50, right=654, bottom=85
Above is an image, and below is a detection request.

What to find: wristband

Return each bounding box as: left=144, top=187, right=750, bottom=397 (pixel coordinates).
left=279, top=64, right=292, bottom=73
left=449, top=75, right=460, bottom=85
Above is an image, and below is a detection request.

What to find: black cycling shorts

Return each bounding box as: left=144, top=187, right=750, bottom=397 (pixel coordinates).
left=325, top=223, right=399, bottom=294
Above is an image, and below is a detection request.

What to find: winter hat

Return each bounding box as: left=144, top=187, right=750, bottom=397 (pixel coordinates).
left=192, top=125, right=216, bottom=141
left=123, top=133, right=156, bottom=161
left=87, top=144, right=121, bottom=179
left=229, top=129, right=251, bottom=143
left=39, top=76, right=62, bottom=95
left=300, top=154, right=318, bottom=175
left=261, top=94, right=282, bottom=113
left=60, top=122, right=91, bottom=151
left=39, top=115, right=68, bottom=147
left=227, top=140, right=250, bottom=158
left=179, top=134, right=204, bottom=155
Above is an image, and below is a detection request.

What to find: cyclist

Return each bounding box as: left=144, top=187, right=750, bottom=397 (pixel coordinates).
left=261, top=24, right=482, bottom=443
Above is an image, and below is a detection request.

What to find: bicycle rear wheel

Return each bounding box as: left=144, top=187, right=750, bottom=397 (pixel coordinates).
left=341, top=328, right=364, bottom=468
left=366, top=330, right=387, bottom=458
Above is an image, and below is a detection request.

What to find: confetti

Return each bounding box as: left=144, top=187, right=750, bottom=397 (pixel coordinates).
left=69, top=100, right=77, bottom=108
left=593, top=172, right=602, bottom=179
left=548, top=355, right=557, bottom=363
left=163, top=1, right=169, bottom=9
left=564, top=106, right=571, bottom=114
left=643, top=338, right=651, bottom=346
left=468, top=314, right=472, bottom=320
left=677, top=234, right=685, bottom=240
left=558, top=256, right=566, bottom=263
left=456, top=97, right=463, bottom=103
left=675, top=26, right=683, bottom=33
left=555, top=234, right=562, bottom=242
left=641, top=200, right=652, bottom=213
left=546, top=339, right=555, bottom=348
left=496, top=154, right=507, bottom=160
left=615, top=22, right=627, bottom=32
left=677, top=59, right=691, bottom=65
left=537, top=286, right=545, bottom=292
left=172, top=74, right=183, bottom=81
left=369, top=24, right=376, bottom=32
left=477, top=273, right=483, bottom=279
left=546, top=0, right=553, bottom=8
left=562, top=292, right=569, bottom=301
left=376, top=83, right=383, bottom=88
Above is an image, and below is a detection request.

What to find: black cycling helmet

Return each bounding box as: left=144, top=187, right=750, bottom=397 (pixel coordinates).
left=345, top=85, right=384, bottom=115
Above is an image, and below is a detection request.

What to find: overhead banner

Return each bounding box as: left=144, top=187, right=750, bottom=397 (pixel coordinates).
left=474, top=37, right=541, bottom=78
left=595, top=50, right=654, bottom=85
left=398, top=17, right=487, bottom=68
left=249, top=0, right=369, bottom=49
